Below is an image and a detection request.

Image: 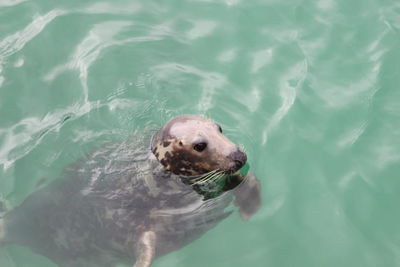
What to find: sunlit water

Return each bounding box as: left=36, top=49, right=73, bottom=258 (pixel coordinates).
left=1, top=0, right=400, bottom=266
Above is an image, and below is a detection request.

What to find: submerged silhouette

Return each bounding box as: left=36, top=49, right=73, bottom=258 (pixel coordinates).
left=0, top=115, right=261, bottom=267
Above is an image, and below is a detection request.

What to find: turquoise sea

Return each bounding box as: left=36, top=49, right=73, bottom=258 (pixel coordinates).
left=1, top=0, right=400, bottom=266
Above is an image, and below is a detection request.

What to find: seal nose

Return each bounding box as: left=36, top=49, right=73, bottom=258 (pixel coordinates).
left=229, top=149, right=247, bottom=172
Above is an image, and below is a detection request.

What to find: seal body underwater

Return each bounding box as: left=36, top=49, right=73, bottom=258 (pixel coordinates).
left=0, top=115, right=261, bottom=267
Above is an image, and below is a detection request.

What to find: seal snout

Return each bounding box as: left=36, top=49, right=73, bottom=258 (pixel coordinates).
left=228, top=149, right=247, bottom=173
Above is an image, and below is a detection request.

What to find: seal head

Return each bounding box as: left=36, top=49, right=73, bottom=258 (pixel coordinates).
left=151, top=115, right=247, bottom=176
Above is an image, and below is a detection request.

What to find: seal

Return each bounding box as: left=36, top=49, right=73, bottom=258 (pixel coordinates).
left=0, top=115, right=261, bottom=267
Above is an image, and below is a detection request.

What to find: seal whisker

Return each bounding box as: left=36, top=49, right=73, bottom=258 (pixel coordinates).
left=195, top=170, right=226, bottom=185
left=192, top=169, right=218, bottom=182
left=192, top=170, right=220, bottom=185
left=192, top=173, right=217, bottom=185
left=208, top=171, right=227, bottom=184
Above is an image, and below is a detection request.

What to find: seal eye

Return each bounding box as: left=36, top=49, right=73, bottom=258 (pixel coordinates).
left=193, top=142, right=207, bottom=152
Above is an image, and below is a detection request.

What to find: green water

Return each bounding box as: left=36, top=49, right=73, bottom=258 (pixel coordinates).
left=1, top=0, right=400, bottom=266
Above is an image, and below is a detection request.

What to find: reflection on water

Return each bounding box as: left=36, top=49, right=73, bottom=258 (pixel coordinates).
left=1, top=0, right=400, bottom=266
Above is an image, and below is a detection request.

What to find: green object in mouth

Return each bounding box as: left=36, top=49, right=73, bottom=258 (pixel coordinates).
left=239, top=163, right=250, bottom=176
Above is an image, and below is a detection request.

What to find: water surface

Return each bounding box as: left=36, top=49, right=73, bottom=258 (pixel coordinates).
left=1, top=0, right=400, bottom=266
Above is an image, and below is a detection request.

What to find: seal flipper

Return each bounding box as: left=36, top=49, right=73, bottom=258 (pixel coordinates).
left=233, top=172, right=261, bottom=221
left=133, top=231, right=156, bottom=267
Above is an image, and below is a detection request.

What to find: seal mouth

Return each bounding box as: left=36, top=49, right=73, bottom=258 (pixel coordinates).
left=227, top=161, right=245, bottom=174
left=226, top=150, right=247, bottom=174
left=225, top=168, right=240, bottom=175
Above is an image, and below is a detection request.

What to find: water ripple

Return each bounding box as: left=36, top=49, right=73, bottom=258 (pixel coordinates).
left=44, top=20, right=134, bottom=102
left=336, top=122, right=368, bottom=149
left=251, top=48, right=273, bottom=73
left=262, top=60, right=306, bottom=144
left=150, top=62, right=227, bottom=112
left=217, top=48, right=237, bottom=63
left=0, top=0, right=27, bottom=8
left=0, top=9, right=66, bottom=86
left=81, top=1, right=141, bottom=15
left=186, top=20, right=217, bottom=40
left=0, top=9, right=66, bottom=60
left=1, top=1, right=399, bottom=266
left=0, top=94, right=140, bottom=171
left=0, top=103, right=89, bottom=170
